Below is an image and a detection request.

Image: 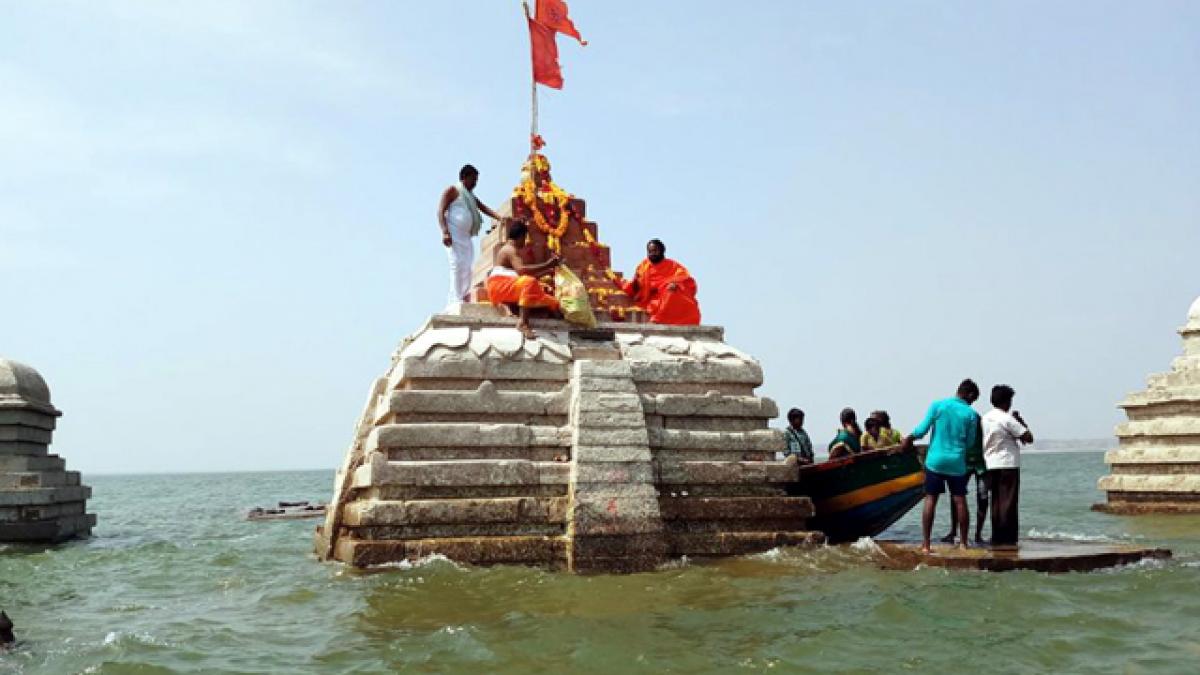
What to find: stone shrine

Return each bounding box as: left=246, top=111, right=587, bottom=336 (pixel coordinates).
left=0, top=358, right=95, bottom=542
left=315, top=154, right=821, bottom=572
left=1096, top=295, right=1200, bottom=514
left=314, top=308, right=821, bottom=571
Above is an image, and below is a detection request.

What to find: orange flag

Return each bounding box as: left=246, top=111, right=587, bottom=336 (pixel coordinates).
left=527, top=16, right=563, bottom=89
left=536, top=0, right=586, bottom=45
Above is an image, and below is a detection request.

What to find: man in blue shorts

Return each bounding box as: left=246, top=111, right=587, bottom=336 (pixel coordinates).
left=902, top=379, right=981, bottom=553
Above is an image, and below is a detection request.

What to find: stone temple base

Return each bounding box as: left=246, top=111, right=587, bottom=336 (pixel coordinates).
left=1, top=359, right=95, bottom=543
left=1096, top=296, right=1200, bottom=515
left=315, top=305, right=821, bottom=572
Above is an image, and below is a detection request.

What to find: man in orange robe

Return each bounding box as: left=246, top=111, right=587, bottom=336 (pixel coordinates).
left=621, top=239, right=701, bottom=325
left=486, top=220, right=561, bottom=338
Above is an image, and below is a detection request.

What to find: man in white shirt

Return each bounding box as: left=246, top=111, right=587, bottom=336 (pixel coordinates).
left=981, top=385, right=1033, bottom=546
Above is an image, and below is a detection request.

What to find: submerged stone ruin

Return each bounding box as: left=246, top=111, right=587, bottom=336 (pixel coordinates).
left=1096, top=295, right=1200, bottom=514
left=316, top=157, right=820, bottom=571
left=0, top=358, right=95, bottom=542
left=315, top=308, right=821, bottom=571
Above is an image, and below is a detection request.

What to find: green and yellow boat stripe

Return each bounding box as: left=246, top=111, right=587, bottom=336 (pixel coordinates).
left=815, top=472, right=924, bottom=514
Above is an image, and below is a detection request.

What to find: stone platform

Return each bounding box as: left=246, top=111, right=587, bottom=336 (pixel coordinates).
left=1096, top=295, right=1200, bottom=514
left=315, top=305, right=822, bottom=572
left=877, top=540, right=1171, bottom=573
left=1, top=358, right=95, bottom=542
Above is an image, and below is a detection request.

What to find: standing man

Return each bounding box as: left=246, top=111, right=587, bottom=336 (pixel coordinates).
left=438, top=164, right=507, bottom=305
left=784, top=408, right=814, bottom=465
left=621, top=239, right=701, bottom=325
left=902, top=379, right=982, bottom=553
left=981, top=385, right=1033, bottom=547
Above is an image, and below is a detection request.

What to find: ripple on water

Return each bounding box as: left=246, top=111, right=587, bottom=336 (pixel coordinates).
left=3, top=461, right=1200, bottom=673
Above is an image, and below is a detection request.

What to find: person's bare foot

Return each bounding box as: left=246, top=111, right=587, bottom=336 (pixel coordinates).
left=517, top=322, right=537, bottom=340
left=958, top=543, right=970, bottom=550
left=919, top=545, right=932, bottom=554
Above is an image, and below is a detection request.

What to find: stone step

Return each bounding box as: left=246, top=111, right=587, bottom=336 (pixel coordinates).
left=0, top=500, right=86, bottom=523
left=667, top=531, right=824, bottom=557
left=354, top=459, right=571, bottom=489
left=386, top=446, right=568, bottom=462
left=343, top=496, right=568, bottom=527
left=656, top=418, right=769, bottom=433
left=0, top=454, right=65, bottom=472
left=0, top=409, right=58, bottom=430
left=1098, top=474, right=1200, bottom=493
left=0, top=427, right=52, bottom=444
left=654, top=449, right=774, bottom=463
left=367, top=423, right=569, bottom=451
left=0, top=485, right=91, bottom=506
left=1117, top=418, right=1200, bottom=439
left=377, top=384, right=570, bottom=424
left=0, top=441, right=49, bottom=456
left=349, top=521, right=565, bottom=540
left=649, top=428, right=784, bottom=453
left=334, top=534, right=568, bottom=568
left=657, top=496, right=814, bottom=521
left=0, top=471, right=80, bottom=489
left=1107, top=447, right=1200, bottom=463
left=664, top=519, right=811, bottom=534
left=657, top=461, right=798, bottom=486
left=0, top=513, right=95, bottom=542
left=640, top=392, right=778, bottom=419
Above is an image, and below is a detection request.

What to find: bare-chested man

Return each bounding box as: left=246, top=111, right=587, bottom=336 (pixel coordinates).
left=485, top=220, right=561, bottom=338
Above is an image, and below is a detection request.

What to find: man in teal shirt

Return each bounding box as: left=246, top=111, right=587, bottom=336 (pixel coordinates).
left=902, top=379, right=981, bottom=552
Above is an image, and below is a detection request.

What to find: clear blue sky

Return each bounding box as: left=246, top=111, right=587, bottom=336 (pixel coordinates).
left=3, top=1, right=1197, bottom=474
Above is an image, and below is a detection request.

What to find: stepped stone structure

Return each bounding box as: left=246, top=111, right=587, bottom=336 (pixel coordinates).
left=1096, top=295, right=1200, bottom=514
left=315, top=307, right=821, bottom=571
left=0, top=358, right=95, bottom=542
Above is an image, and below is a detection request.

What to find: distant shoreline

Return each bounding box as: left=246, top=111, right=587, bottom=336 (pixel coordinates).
left=79, top=442, right=1111, bottom=477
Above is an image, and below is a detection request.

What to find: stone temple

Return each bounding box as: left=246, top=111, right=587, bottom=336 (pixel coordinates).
left=315, top=159, right=821, bottom=572
left=1096, top=295, right=1200, bottom=514
left=0, top=358, right=95, bottom=542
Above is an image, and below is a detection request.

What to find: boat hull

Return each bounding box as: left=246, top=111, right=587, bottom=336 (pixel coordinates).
left=790, top=447, right=925, bottom=543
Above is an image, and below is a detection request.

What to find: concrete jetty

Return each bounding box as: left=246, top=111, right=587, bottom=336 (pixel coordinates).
left=0, top=358, right=95, bottom=542
left=878, top=540, right=1171, bottom=573
left=1096, top=295, right=1200, bottom=514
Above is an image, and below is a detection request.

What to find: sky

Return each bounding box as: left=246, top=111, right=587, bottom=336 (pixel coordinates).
left=2, top=1, right=1197, bottom=474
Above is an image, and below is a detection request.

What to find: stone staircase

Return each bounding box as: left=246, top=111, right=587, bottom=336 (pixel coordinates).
left=1, top=359, right=95, bottom=542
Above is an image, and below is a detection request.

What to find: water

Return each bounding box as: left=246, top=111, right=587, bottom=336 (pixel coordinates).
left=2, top=451, right=1199, bottom=674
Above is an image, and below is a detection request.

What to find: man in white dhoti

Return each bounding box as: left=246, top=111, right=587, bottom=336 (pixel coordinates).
left=437, top=164, right=506, bottom=304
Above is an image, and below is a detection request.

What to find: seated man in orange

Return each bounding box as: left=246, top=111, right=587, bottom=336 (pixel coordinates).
left=621, top=239, right=701, bottom=325
left=486, top=220, right=561, bottom=339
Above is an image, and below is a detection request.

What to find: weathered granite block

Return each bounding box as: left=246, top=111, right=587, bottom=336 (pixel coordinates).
left=0, top=454, right=65, bottom=472
left=0, top=441, right=49, bottom=456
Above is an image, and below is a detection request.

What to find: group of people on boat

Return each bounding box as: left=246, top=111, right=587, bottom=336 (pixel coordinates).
left=783, top=378, right=1033, bottom=553
left=438, top=164, right=701, bottom=337
left=782, top=407, right=904, bottom=465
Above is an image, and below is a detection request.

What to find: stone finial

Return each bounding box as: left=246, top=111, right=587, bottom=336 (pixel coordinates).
left=1187, top=295, right=1200, bottom=331
left=0, top=358, right=59, bottom=416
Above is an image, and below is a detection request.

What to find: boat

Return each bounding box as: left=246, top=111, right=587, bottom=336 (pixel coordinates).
left=789, top=445, right=925, bottom=543
left=246, top=501, right=326, bottom=521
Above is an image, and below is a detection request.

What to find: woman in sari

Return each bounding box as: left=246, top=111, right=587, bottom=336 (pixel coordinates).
left=828, top=407, right=863, bottom=458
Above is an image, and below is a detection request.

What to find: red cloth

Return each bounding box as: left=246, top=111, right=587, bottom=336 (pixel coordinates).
left=536, top=0, right=586, bottom=45
left=527, top=16, right=563, bottom=89
left=621, top=258, right=701, bottom=325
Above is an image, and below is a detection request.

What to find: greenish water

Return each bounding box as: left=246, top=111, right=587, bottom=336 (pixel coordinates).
left=2, top=451, right=1199, bottom=674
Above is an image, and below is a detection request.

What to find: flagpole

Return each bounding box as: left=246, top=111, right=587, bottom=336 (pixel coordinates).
left=523, top=2, right=538, bottom=165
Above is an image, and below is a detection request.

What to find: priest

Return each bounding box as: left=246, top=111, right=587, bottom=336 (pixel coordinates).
left=621, top=239, right=701, bottom=325
left=486, top=220, right=561, bottom=339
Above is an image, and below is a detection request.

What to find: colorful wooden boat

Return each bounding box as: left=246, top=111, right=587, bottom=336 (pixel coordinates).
left=789, top=446, right=925, bottom=543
